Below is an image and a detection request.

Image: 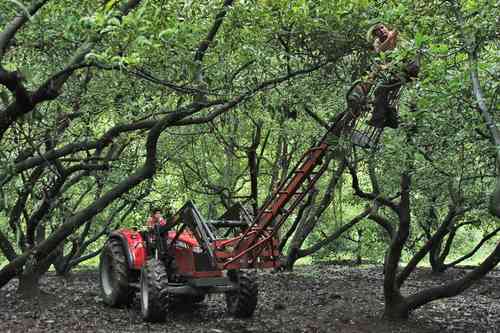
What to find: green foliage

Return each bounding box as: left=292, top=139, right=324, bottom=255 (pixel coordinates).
left=0, top=0, right=498, bottom=274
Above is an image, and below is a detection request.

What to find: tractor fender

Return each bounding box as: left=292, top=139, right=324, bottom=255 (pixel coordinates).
left=108, top=229, right=146, bottom=271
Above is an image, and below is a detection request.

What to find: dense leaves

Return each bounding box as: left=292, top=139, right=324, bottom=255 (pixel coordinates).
left=0, top=0, right=498, bottom=325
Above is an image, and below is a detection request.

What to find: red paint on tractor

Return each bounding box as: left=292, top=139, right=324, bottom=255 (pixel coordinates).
left=120, top=229, right=147, bottom=270
left=167, top=230, right=199, bottom=247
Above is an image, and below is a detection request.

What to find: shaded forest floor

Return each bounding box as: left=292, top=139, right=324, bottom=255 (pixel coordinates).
left=1, top=265, right=498, bottom=333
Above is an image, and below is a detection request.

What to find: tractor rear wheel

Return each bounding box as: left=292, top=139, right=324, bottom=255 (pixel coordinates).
left=99, top=238, right=134, bottom=307
left=140, top=259, right=169, bottom=322
left=225, top=270, right=258, bottom=318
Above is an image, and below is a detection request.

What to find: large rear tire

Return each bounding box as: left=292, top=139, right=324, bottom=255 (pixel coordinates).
left=99, top=238, right=134, bottom=307
left=140, top=259, right=169, bottom=322
left=225, top=270, right=258, bottom=318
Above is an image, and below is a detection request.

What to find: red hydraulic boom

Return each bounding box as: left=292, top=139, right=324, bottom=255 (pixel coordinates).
left=219, top=110, right=377, bottom=268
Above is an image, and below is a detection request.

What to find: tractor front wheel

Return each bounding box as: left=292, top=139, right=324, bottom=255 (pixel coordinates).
left=140, top=259, right=169, bottom=322
left=225, top=270, right=258, bottom=318
left=99, top=238, right=134, bottom=307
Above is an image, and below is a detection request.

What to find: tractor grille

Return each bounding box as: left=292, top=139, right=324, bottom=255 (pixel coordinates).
left=194, top=251, right=216, bottom=271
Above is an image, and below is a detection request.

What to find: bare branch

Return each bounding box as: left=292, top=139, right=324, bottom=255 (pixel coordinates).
left=445, top=226, right=500, bottom=268
left=300, top=206, right=372, bottom=256
left=194, top=0, right=234, bottom=64
left=347, top=162, right=399, bottom=212
left=407, top=241, right=500, bottom=311
left=397, top=204, right=462, bottom=288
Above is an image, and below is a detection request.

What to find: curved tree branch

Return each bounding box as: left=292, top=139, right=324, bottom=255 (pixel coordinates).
left=407, top=241, right=500, bottom=311
left=299, top=206, right=372, bottom=257
left=445, top=226, right=500, bottom=268
left=0, top=0, right=51, bottom=60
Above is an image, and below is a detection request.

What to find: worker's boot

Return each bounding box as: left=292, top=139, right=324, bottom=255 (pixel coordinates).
left=385, top=107, right=399, bottom=129
left=367, top=105, right=386, bottom=129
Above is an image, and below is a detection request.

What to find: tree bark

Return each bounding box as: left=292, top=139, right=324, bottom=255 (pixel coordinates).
left=0, top=230, right=17, bottom=261
left=382, top=173, right=411, bottom=320
left=282, top=189, right=319, bottom=270
left=283, top=159, right=347, bottom=270
left=407, top=241, right=500, bottom=311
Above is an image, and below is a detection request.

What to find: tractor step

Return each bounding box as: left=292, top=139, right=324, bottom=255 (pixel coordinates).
left=188, top=276, right=232, bottom=288
left=130, top=278, right=238, bottom=295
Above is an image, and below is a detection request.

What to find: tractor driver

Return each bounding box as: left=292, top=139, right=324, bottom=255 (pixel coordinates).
left=147, top=207, right=167, bottom=229
left=145, top=207, right=171, bottom=257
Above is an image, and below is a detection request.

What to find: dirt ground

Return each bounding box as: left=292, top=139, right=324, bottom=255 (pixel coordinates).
left=0, top=265, right=498, bottom=333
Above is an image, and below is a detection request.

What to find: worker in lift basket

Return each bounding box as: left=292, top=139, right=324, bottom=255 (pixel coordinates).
left=347, top=22, right=419, bottom=129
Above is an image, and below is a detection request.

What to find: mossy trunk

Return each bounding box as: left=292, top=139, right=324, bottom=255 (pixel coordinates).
left=489, top=179, right=500, bottom=218
left=17, top=270, right=42, bottom=298
left=383, top=293, right=410, bottom=320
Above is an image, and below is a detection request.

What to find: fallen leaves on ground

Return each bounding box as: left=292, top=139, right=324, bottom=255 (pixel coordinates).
left=0, top=265, right=498, bottom=333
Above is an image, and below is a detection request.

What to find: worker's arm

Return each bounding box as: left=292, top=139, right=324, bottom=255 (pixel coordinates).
left=374, top=30, right=398, bottom=53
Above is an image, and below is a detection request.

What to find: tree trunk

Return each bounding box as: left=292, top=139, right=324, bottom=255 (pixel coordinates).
left=489, top=180, right=500, bottom=218
left=52, top=245, right=72, bottom=276
left=383, top=292, right=410, bottom=320
left=17, top=255, right=42, bottom=298
left=282, top=190, right=319, bottom=271
left=279, top=190, right=316, bottom=252
left=429, top=239, right=447, bottom=274
left=282, top=160, right=347, bottom=270
left=282, top=247, right=299, bottom=271
left=17, top=270, right=42, bottom=298
left=355, top=228, right=363, bottom=265
left=17, top=245, right=58, bottom=298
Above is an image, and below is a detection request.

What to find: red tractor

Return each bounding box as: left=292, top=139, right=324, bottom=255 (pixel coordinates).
left=99, top=201, right=279, bottom=322
left=99, top=111, right=382, bottom=322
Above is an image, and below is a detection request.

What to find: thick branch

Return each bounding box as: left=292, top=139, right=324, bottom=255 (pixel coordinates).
left=278, top=191, right=316, bottom=252
left=397, top=205, right=462, bottom=287
left=384, top=173, right=411, bottom=303
left=194, top=0, right=234, bottom=63
left=0, top=0, right=51, bottom=60
left=407, top=241, right=500, bottom=311
left=11, top=120, right=157, bottom=174
left=0, top=230, right=17, bottom=261
left=348, top=162, right=399, bottom=212
left=0, top=0, right=144, bottom=140
left=299, top=206, right=371, bottom=257
left=368, top=213, right=395, bottom=238
left=451, top=1, right=500, bottom=217
left=445, top=226, right=500, bottom=268
left=8, top=166, right=44, bottom=237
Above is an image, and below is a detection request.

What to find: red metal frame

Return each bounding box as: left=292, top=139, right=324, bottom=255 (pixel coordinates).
left=220, top=110, right=360, bottom=268
left=119, top=229, right=147, bottom=270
